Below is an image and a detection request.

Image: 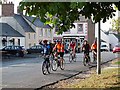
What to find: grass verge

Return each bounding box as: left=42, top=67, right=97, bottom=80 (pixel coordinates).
left=68, top=68, right=120, bottom=89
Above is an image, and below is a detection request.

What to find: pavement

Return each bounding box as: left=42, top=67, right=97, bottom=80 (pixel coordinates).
left=1, top=52, right=119, bottom=89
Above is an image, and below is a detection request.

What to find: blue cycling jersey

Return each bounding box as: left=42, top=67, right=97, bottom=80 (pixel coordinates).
left=43, top=44, right=50, bottom=55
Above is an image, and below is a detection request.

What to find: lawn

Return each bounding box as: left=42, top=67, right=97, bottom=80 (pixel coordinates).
left=68, top=68, right=120, bottom=89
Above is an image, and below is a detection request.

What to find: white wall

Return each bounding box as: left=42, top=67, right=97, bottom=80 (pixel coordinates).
left=0, top=36, right=25, bottom=49
left=54, top=22, right=87, bottom=37
left=0, top=37, right=2, bottom=49
left=0, top=4, right=1, bottom=17
left=109, top=34, right=119, bottom=48
left=95, top=23, right=110, bottom=50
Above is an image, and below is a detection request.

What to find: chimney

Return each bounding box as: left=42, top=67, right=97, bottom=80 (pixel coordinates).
left=2, top=2, right=14, bottom=16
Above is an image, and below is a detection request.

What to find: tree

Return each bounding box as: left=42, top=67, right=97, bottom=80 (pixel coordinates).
left=19, top=2, right=120, bottom=34
left=112, top=17, right=120, bottom=34
left=19, top=2, right=120, bottom=75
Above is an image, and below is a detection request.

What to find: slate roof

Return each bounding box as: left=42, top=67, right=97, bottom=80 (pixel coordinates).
left=14, top=14, right=35, bottom=32
left=24, top=16, right=51, bottom=28
left=0, top=23, right=24, bottom=37
left=114, top=34, right=120, bottom=41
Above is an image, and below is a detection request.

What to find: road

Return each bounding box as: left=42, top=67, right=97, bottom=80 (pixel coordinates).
left=1, top=52, right=119, bottom=89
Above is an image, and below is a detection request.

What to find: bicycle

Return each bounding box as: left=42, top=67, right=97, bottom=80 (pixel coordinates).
left=42, top=55, right=51, bottom=75
left=83, top=53, right=90, bottom=66
left=51, top=52, right=65, bottom=71
left=93, top=51, right=97, bottom=63
left=69, top=49, right=76, bottom=63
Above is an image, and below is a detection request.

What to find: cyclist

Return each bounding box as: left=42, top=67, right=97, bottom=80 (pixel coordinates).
left=53, top=40, right=64, bottom=65
left=42, top=40, right=51, bottom=62
left=82, top=40, right=91, bottom=61
left=91, top=39, right=97, bottom=62
left=68, top=41, right=76, bottom=57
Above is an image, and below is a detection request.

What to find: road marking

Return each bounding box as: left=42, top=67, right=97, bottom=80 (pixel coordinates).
left=10, top=64, right=27, bottom=67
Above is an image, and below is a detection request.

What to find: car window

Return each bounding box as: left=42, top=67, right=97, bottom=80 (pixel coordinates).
left=15, top=46, right=21, bottom=50
left=36, top=46, right=38, bottom=49
left=116, top=45, right=120, bottom=47
left=38, top=46, right=41, bottom=49
left=101, top=45, right=107, bottom=47
left=31, top=46, right=36, bottom=49
left=14, top=46, right=18, bottom=50
left=11, top=46, right=15, bottom=50
left=4, top=46, right=11, bottom=50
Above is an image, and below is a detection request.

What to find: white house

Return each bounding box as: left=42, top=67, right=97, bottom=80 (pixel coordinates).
left=0, top=2, right=53, bottom=49
left=95, top=23, right=119, bottom=51
left=0, top=23, right=25, bottom=49
left=54, top=16, right=95, bottom=49
left=23, top=16, right=53, bottom=44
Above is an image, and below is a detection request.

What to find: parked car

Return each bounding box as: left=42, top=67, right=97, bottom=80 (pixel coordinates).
left=2, top=45, right=26, bottom=57
left=113, top=45, right=120, bottom=53
left=101, top=45, right=109, bottom=52
left=27, top=45, right=44, bottom=54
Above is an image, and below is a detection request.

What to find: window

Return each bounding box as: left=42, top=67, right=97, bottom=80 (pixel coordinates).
left=2, top=38, right=7, bottom=46
left=48, top=30, right=51, bottom=37
left=45, top=29, right=47, bottom=37
left=28, top=33, right=30, bottom=39
left=40, top=28, right=43, bottom=36
left=55, top=27, right=59, bottom=33
left=78, top=24, right=83, bottom=32
left=29, top=43, right=31, bottom=48
left=34, top=34, right=36, bottom=39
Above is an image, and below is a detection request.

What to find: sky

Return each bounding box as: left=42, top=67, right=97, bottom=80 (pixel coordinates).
left=1, top=0, right=119, bottom=32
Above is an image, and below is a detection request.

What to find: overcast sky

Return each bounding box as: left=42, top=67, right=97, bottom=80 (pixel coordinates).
left=1, top=0, right=119, bottom=31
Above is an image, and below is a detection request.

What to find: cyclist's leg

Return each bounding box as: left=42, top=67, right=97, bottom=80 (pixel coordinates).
left=60, top=52, right=64, bottom=64
left=73, top=48, right=76, bottom=57
left=57, top=52, right=60, bottom=65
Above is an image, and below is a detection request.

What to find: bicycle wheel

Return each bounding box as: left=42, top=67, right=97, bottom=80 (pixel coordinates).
left=42, top=60, right=48, bottom=75
left=69, top=54, right=72, bottom=63
left=73, top=54, right=76, bottom=62
left=51, top=59, right=58, bottom=71
left=47, top=60, right=51, bottom=74
left=83, top=57, right=87, bottom=66
left=60, top=59, right=65, bottom=70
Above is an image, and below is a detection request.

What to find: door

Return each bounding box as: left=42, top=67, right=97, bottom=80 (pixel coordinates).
left=18, top=39, right=20, bottom=46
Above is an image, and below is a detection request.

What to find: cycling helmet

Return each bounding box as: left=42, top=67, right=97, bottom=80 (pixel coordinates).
left=43, top=40, right=48, bottom=43
left=84, top=39, right=88, bottom=42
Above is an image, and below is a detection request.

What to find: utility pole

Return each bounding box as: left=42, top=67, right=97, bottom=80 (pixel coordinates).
left=97, top=21, right=101, bottom=74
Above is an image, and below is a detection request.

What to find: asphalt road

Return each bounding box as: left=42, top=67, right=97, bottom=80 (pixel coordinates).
left=1, top=52, right=119, bottom=89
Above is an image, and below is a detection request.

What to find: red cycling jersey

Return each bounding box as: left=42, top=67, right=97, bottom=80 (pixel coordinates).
left=70, top=43, right=76, bottom=50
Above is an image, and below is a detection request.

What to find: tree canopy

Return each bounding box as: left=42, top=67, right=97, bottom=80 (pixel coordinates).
left=112, top=17, right=120, bottom=34
left=19, top=2, right=120, bottom=34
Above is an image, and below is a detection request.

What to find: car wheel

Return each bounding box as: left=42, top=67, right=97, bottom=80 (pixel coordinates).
left=16, top=52, right=20, bottom=57
left=20, top=53, right=24, bottom=57
left=27, top=51, right=31, bottom=54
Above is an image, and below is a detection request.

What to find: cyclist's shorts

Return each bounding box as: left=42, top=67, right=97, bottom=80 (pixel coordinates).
left=58, top=52, right=64, bottom=58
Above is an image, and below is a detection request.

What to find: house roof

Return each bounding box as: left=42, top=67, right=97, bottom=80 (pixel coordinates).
left=0, top=23, right=24, bottom=37
left=113, top=34, right=120, bottom=40
left=24, top=16, right=51, bottom=28
left=14, top=14, right=35, bottom=32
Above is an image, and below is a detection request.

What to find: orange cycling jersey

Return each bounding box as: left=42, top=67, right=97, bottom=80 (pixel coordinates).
left=91, top=43, right=97, bottom=50
left=60, top=44, right=64, bottom=52
left=54, top=43, right=64, bottom=53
